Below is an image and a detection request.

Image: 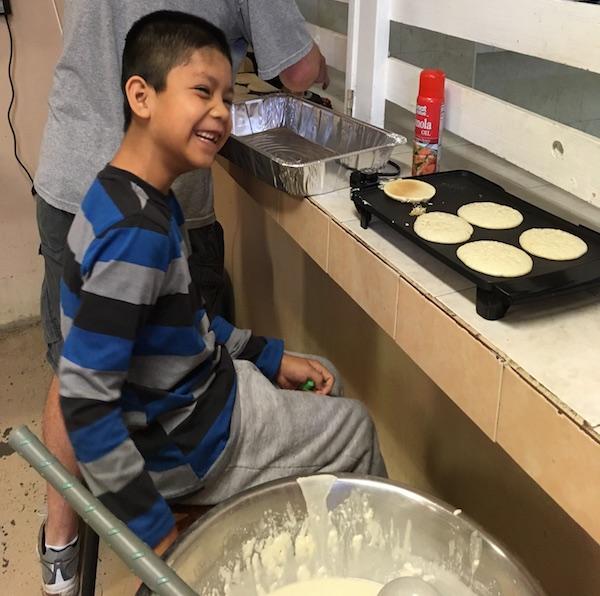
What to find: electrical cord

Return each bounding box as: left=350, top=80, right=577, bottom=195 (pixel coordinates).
left=3, top=12, right=35, bottom=186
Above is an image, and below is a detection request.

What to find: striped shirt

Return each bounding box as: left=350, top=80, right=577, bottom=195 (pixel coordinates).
left=59, top=165, right=284, bottom=547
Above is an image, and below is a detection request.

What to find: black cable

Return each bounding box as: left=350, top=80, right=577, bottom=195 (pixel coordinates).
left=3, top=13, right=34, bottom=185
left=377, top=160, right=401, bottom=177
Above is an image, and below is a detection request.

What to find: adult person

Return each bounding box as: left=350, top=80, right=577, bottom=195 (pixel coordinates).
left=34, top=2, right=328, bottom=594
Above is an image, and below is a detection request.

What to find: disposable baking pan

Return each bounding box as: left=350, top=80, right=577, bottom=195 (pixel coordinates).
left=220, top=93, right=406, bottom=196
left=350, top=169, right=600, bottom=319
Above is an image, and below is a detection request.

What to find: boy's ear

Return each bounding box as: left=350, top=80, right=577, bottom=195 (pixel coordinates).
left=125, top=75, right=154, bottom=123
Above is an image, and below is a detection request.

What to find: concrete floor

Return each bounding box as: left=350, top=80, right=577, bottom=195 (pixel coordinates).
left=0, top=323, right=137, bottom=595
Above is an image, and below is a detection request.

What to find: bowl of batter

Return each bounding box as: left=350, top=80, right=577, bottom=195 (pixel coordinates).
left=137, top=474, right=545, bottom=596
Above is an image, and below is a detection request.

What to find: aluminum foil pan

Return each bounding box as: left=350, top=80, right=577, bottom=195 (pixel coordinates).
left=220, top=93, right=406, bottom=196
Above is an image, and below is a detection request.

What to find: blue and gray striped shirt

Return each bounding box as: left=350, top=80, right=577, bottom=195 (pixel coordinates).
left=59, top=165, right=284, bottom=547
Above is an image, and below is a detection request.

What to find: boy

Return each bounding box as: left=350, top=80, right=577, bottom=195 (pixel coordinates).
left=37, top=4, right=330, bottom=594
left=44, top=11, right=385, bottom=594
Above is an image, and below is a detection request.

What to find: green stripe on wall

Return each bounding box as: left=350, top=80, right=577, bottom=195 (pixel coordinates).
left=296, top=0, right=348, bottom=36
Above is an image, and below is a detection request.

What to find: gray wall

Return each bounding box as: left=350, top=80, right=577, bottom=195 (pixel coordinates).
left=296, top=0, right=348, bottom=35
left=296, top=0, right=348, bottom=103
left=388, top=22, right=600, bottom=138
left=295, top=1, right=600, bottom=138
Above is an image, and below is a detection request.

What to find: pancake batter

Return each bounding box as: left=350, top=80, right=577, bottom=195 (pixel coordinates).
left=457, top=241, right=533, bottom=277
left=457, top=202, right=523, bottom=230
left=519, top=228, right=588, bottom=260
left=269, top=577, right=383, bottom=595
left=414, top=212, right=474, bottom=244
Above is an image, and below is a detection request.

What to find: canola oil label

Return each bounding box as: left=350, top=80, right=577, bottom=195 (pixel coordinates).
left=412, top=102, right=444, bottom=176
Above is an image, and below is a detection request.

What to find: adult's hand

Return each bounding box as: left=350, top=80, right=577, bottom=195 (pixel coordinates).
left=280, top=43, right=330, bottom=92
left=315, top=51, right=330, bottom=90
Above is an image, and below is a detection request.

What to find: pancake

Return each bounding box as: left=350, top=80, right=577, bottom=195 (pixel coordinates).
left=519, top=228, right=588, bottom=261
left=413, top=212, right=473, bottom=244
left=457, top=201, right=523, bottom=229
left=457, top=240, right=533, bottom=277
left=382, top=178, right=436, bottom=203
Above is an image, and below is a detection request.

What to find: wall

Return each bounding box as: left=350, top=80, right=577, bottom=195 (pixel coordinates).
left=213, top=159, right=600, bottom=596
left=299, top=0, right=600, bottom=139
left=0, top=0, right=63, bottom=327
left=388, top=21, right=600, bottom=140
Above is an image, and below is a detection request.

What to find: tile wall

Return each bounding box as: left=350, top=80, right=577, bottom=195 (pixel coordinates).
left=0, top=1, right=63, bottom=326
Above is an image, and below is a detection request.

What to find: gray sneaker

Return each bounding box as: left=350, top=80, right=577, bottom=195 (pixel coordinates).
left=37, top=524, right=80, bottom=596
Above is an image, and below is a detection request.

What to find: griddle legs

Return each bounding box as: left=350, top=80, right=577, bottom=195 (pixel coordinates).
left=476, top=287, right=510, bottom=320
left=359, top=209, right=371, bottom=229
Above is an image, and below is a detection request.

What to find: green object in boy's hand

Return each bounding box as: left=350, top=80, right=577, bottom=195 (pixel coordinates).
left=299, top=379, right=316, bottom=391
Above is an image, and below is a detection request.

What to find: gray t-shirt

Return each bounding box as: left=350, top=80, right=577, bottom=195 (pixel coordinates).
left=35, top=0, right=313, bottom=227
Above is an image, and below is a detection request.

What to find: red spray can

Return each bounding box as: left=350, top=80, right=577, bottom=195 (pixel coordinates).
left=412, top=69, right=445, bottom=176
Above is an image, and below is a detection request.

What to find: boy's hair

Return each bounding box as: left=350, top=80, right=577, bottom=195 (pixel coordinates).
left=121, top=11, right=232, bottom=130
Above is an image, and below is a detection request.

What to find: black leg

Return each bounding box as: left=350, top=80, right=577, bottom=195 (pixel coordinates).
left=359, top=210, right=372, bottom=229
left=476, top=287, right=510, bottom=320
left=79, top=525, right=99, bottom=596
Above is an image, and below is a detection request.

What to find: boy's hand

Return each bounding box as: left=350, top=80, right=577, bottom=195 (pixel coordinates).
left=276, top=354, right=334, bottom=395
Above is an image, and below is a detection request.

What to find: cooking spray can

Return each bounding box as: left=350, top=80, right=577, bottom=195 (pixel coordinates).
left=412, top=69, right=445, bottom=176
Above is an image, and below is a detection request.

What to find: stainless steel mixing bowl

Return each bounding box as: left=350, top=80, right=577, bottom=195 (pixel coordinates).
left=137, top=474, right=545, bottom=596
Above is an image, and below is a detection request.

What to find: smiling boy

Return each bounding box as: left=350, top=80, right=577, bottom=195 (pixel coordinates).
left=46, top=12, right=385, bottom=594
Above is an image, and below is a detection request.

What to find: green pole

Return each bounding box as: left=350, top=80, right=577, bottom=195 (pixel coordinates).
left=8, top=425, right=197, bottom=596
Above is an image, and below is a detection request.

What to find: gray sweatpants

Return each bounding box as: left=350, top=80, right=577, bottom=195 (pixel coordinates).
left=176, top=355, right=386, bottom=505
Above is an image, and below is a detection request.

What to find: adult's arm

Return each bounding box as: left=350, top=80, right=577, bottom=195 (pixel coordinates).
left=279, top=43, right=330, bottom=91
left=241, top=0, right=330, bottom=90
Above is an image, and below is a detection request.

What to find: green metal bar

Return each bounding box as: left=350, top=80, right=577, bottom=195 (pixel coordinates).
left=8, top=425, right=197, bottom=596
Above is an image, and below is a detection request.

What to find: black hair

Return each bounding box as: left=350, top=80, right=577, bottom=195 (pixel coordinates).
left=121, top=11, right=232, bottom=130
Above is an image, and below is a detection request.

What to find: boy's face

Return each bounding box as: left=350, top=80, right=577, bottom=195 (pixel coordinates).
left=150, top=47, right=233, bottom=173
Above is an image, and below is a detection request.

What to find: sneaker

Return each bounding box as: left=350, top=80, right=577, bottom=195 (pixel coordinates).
left=37, top=524, right=80, bottom=596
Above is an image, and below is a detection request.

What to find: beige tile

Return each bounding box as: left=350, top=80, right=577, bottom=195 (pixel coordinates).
left=497, top=367, right=600, bottom=545
left=328, top=222, right=399, bottom=337
left=215, top=157, right=279, bottom=221
left=342, top=220, right=474, bottom=297
left=213, top=159, right=242, bottom=272
left=395, top=279, right=502, bottom=438
left=309, top=189, right=361, bottom=224
left=278, top=194, right=330, bottom=270
left=439, top=287, right=600, bottom=428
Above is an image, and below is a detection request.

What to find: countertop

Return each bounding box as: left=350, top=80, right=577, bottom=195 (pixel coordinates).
left=217, top=132, right=600, bottom=543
